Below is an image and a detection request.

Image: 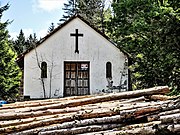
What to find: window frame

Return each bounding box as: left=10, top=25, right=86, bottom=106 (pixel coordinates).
left=106, top=62, right=112, bottom=78
left=41, top=61, right=47, bottom=78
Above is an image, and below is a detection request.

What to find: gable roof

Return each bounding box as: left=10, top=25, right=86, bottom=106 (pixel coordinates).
left=16, top=14, right=129, bottom=68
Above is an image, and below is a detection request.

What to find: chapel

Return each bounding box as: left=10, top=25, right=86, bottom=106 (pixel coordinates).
left=17, top=15, right=130, bottom=99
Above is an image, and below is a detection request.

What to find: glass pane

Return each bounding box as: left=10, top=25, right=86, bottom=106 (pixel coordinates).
left=71, top=72, right=76, bottom=78
left=78, top=80, right=82, bottom=87
left=83, top=80, right=88, bottom=87
left=66, top=88, right=70, bottom=95
left=71, top=64, right=76, bottom=70
left=71, top=80, right=76, bottom=87
left=83, top=72, right=88, bottom=78
left=66, top=80, right=71, bottom=86
left=71, top=88, right=75, bottom=95
left=66, top=64, right=71, bottom=70
left=78, top=88, right=81, bottom=95
left=66, top=72, right=70, bottom=78
left=78, top=72, right=83, bottom=78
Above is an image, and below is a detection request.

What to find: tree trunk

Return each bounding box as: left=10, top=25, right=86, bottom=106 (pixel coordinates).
left=1, top=86, right=169, bottom=112
left=160, top=113, right=180, bottom=124
left=38, top=124, right=122, bottom=135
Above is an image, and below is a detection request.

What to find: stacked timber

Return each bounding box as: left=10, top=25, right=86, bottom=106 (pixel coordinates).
left=0, top=86, right=180, bottom=135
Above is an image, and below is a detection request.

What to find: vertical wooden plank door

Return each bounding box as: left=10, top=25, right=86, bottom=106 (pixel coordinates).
left=64, top=62, right=90, bottom=97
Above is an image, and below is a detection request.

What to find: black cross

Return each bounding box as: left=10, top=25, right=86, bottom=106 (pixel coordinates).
left=70, top=29, right=83, bottom=54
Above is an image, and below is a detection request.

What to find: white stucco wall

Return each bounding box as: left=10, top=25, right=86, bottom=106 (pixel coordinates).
left=24, top=17, right=128, bottom=98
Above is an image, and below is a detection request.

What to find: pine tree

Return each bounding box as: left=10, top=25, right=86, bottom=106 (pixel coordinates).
left=78, top=0, right=104, bottom=26
left=60, top=0, right=108, bottom=32
left=12, top=29, right=26, bottom=54
left=26, top=33, right=38, bottom=49
left=48, top=23, right=55, bottom=33
left=0, top=4, right=21, bottom=100
left=59, top=0, right=77, bottom=22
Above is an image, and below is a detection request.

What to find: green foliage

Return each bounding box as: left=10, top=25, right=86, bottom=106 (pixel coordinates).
left=0, top=4, right=21, bottom=100
left=12, top=30, right=38, bottom=55
left=26, top=33, right=38, bottom=49
left=60, top=0, right=77, bottom=22
left=12, top=29, right=25, bottom=54
left=60, top=0, right=110, bottom=32
left=108, top=0, right=180, bottom=94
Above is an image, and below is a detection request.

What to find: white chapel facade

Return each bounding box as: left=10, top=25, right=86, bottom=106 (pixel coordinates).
left=17, top=15, right=129, bottom=99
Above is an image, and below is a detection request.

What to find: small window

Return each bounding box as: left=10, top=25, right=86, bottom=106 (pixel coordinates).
left=106, top=62, right=112, bottom=78
left=41, top=62, right=47, bottom=78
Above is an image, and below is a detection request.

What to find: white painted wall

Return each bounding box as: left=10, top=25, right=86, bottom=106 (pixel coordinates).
left=24, top=17, right=128, bottom=98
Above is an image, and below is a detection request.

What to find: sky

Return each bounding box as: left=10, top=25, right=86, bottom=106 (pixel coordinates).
left=1, top=0, right=67, bottom=39
left=1, top=0, right=111, bottom=40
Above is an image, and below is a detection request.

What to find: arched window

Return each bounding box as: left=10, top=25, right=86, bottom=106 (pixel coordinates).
left=41, top=62, right=47, bottom=78
left=106, top=62, right=112, bottom=78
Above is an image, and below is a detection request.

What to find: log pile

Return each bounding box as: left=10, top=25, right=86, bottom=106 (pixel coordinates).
left=0, top=86, right=180, bottom=135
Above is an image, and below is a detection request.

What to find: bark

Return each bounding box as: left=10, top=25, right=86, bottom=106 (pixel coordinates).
left=160, top=113, right=180, bottom=124
left=0, top=86, right=169, bottom=114
left=0, top=99, right=126, bottom=120
left=15, top=115, right=123, bottom=135
left=38, top=124, right=122, bottom=135
left=77, top=131, right=120, bottom=135
left=0, top=98, right=168, bottom=120
left=148, top=105, right=180, bottom=122
left=0, top=108, right=78, bottom=120
left=166, top=124, right=180, bottom=133
left=1, top=104, right=164, bottom=134
left=159, top=109, right=180, bottom=116
left=119, top=96, right=146, bottom=103
left=116, top=126, right=156, bottom=135
left=0, top=115, right=73, bottom=134
left=0, top=86, right=175, bottom=135
left=146, top=95, right=174, bottom=101
left=0, top=114, right=68, bottom=128
left=0, top=95, right=93, bottom=110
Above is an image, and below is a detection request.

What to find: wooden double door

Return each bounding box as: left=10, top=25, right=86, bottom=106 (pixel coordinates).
left=64, top=62, right=90, bottom=97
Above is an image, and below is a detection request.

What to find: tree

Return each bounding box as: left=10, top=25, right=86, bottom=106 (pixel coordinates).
left=78, top=0, right=104, bottom=26
left=60, top=0, right=110, bottom=32
left=12, top=29, right=25, bottom=55
left=26, top=33, right=38, bottom=49
left=0, top=4, right=21, bottom=100
left=108, top=0, right=180, bottom=94
left=12, top=30, right=38, bottom=55
left=59, top=0, right=77, bottom=22
left=48, top=23, right=55, bottom=33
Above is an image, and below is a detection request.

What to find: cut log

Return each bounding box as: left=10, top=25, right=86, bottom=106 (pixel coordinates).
left=159, top=109, right=180, bottom=116
left=167, top=124, right=180, bottom=133
left=38, top=124, right=122, bottom=135
left=1, top=104, right=164, bottom=134
left=0, top=100, right=127, bottom=120
left=14, top=115, right=123, bottom=135
left=0, top=98, right=168, bottom=120
left=1, top=86, right=169, bottom=114
left=76, top=121, right=160, bottom=135
left=146, top=95, right=173, bottom=101
left=0, top=86, right=175, bottom=135
left=116, top=126, right=156, bottom=135
left=1, top=95, right=94, bottom=109
left=0, top=114, right=70, bottom=128
left=77, top=130, right=119, bottom=135
left=0, top=115, right=73, bottom=134
left=119, top=96, right=146, bottom=103
left=160, top=113, right=180, bottom=124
